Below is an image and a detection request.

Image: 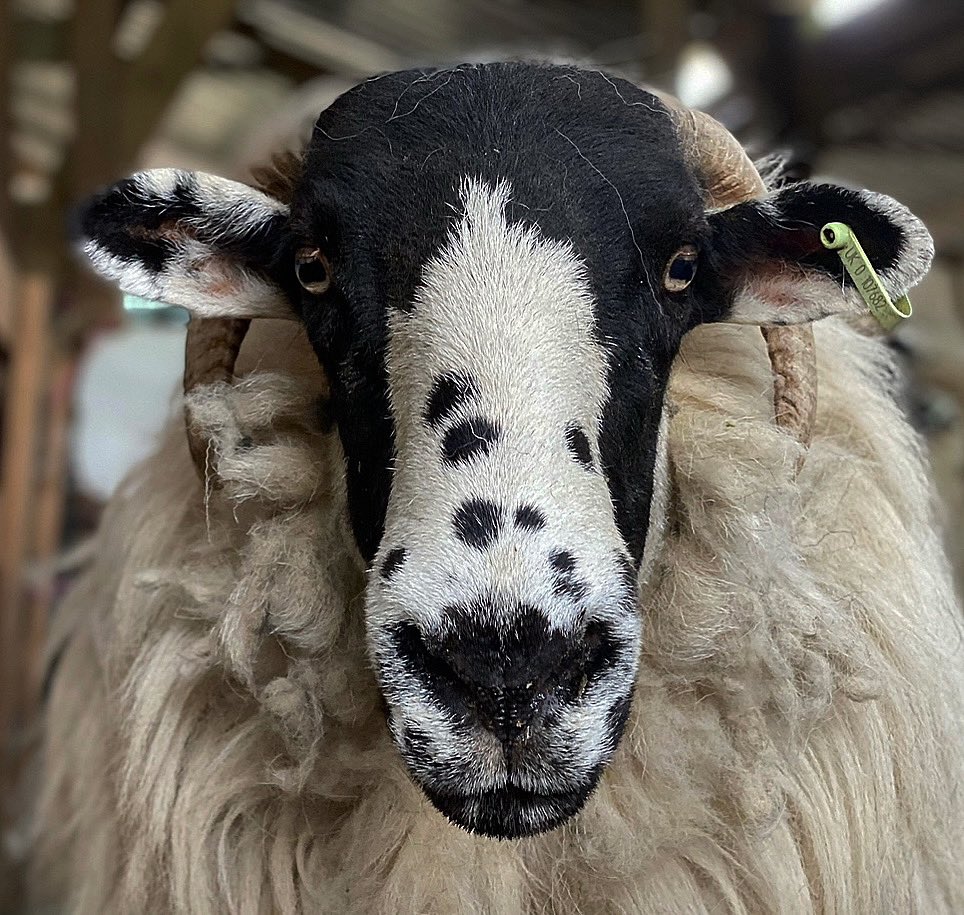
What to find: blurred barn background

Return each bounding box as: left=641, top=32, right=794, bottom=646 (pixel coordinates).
left=1, top=0, right=963, bottom=901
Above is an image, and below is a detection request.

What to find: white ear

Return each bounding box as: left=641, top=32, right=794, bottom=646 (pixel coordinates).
left=76, top=169, right=296, bottom=319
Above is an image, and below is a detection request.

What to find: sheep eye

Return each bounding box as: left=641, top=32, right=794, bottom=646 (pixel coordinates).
left=664, top=245, right=698, bottom=292
left=295, top=248, right=332, bottom=294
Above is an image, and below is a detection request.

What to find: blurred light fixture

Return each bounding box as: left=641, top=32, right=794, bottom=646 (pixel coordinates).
left=674, top=42, right=733, bottom=110
left=812, top=0, right=890, bottom=29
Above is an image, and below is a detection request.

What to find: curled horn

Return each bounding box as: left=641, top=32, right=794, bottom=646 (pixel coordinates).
left=656, top=91, right=818, bottom=453
left=184, top=317, right=251, bottom=479
left=183, top=152, right=303, bottom=482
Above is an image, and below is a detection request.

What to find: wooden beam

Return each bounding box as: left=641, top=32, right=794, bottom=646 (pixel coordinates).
left=639, top=0, right=689, bottom=81
left=120, top=0, right=237, bottom=165
left=0, top=2, right=14, bottom=238
left=69, top=0, right=123, bottom=198
left=797, top=1, right=964, bottom=147
left=0, top=227, right=13, bottom=346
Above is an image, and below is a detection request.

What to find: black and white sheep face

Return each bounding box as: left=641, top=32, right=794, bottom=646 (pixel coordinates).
left=369, top=178, right=643, bottom=837
left=75, top=61, right=934, bottom=841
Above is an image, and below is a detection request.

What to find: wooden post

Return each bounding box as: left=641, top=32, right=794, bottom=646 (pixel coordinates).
left=640, top=0, right=690, bottom=82
left=21, top=353, right=74, bottom=718
left=0, top=272, right=52, bottom=743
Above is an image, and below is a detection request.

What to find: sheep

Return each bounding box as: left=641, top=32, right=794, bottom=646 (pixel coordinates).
left=30, top=62, right=963, bottom=913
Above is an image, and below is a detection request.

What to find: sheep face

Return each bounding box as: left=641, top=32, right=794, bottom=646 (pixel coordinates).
left=288, top=67, right=705, bottom=837
left=76, top=62, right=933, bottom=840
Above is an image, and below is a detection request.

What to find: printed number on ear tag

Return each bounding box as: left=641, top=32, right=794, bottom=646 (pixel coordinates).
left=820, top=222, right=912, bottom=331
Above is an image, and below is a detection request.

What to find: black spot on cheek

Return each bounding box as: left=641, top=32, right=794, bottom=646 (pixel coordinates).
left=454, top=498, right=503, bottom=550
left=514, top=504, right=546, bottom=531
left=425, top=372, right=475, bottom=427
left=549, top=549, right=576, bottom=573
left=565, top=423, right=594, bottom=470
left=549, top=549, right=589, bottom=602
left=442, top=416, right=501, bottom=464
left=380, top=547, right=408, bottom=580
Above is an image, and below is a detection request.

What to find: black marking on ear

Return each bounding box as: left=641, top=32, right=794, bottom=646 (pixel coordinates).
left=425, top=372, right=475, bottom=427
left=76, top=170, right=292, bottom=291
left=514, top=504, right=547, bottom=532
left=380, top=547, right=408, bottom=580
left=442, top=416, right=501, bottom=464
left=454, top=498, right=503, bottom=550
left=77, top=175, right=204, bottom=273
left=550, top=549, right=590, bottom=602
left=565, top=423, right=594, bottom=470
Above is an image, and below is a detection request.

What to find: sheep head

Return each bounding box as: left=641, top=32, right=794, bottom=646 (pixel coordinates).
left=74, top=62, right=933, bottom=839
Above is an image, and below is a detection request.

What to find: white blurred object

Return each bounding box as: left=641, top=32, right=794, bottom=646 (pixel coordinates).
left=674, top=42, right=733, bottom=110
left=72, top=321, right=186, bottom=501
left=812, top=0, right=890, bottom=29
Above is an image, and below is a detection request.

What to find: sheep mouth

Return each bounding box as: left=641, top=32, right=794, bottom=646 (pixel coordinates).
left=419, top=769, right=602, bottom=839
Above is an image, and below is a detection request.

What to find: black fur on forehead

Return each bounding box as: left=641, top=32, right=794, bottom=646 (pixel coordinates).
left=290, top=62, right=708, bottom=562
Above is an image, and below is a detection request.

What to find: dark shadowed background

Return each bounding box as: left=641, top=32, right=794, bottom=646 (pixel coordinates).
left=1, top=0, right=962, bottom=901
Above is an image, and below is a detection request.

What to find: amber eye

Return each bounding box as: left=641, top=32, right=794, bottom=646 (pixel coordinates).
left=295, top=247, right=332, bottom=294
left=664, top=245, right=698, bottom=292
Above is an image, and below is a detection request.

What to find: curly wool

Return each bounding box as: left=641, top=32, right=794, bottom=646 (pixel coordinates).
left=31, top=317, right=963, bottom=913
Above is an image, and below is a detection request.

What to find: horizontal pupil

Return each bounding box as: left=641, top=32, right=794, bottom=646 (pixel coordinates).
left=668, top=257, right=696, bottom=281
left=297, top=260, right=328, bottom=284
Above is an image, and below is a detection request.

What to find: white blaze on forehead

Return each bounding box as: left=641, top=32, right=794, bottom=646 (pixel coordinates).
left=378, top=177, right=623, bottom=629
left=389, top=177, right=608, bottom=439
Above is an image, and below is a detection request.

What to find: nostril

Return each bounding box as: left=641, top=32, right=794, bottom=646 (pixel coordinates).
left=555, top=621, right=619, bottom=702
left=582, top=620, right=619, bottom=682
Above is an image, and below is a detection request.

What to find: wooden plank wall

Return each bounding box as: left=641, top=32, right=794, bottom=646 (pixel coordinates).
left=0, top=2, right=238, bottom=902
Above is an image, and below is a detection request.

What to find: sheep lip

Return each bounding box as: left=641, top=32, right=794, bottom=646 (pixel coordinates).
left=419, top=771, right=602, bottom=839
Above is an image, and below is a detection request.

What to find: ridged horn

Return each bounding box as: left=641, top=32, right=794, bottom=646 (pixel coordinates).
left=183, top=152, right=303, bottom=481
left=657, top=91, right=817, bottom=452
left=184, top=317, right=251, bottom=481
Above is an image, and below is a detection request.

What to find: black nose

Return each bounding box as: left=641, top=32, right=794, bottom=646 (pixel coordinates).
left=393, top=605, right=618, bottom=747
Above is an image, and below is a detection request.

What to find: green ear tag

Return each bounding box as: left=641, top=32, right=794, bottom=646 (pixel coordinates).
left=123, top=294, right=169, bottom=311
left=820, top=222, right=912, bottom=331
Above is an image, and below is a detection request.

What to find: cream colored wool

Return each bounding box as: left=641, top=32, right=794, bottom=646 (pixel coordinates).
left=31, top=316, right=964, bottom=914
